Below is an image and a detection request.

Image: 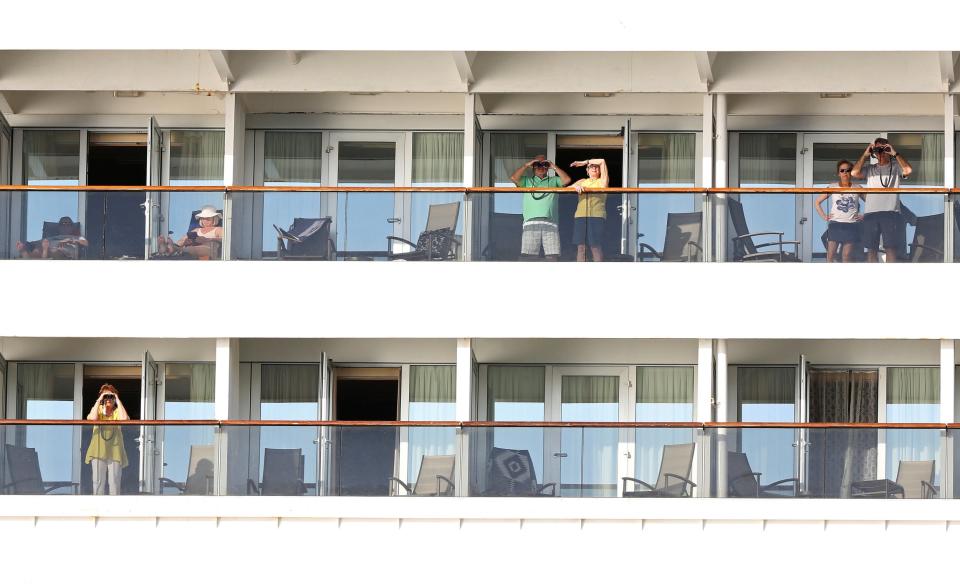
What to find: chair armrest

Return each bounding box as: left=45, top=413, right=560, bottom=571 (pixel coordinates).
left=729, top=472, right=763, bottom=497
left=158, top=477, right=185, bottom=494
left=388, top=477, right=413, bottom=495
left=246, top=478, right=260, bottom=496
left=43, top=481, right=80, bottom=495
left=621, top=476, right=656, bottom=494
left=733, top=231, right=785, bottom=241
left=752, top=240, right=800, bottom=249
left=636, top=242, right=663, bottom=262
left=436, top=475, right=455, bottom=496
left=663, top=473, right=697, bottom=496
left=386, top=236, right=417, bottom=248
left=913, top=243, right=945, bottom=256
left=536, top=482, right=557, bottom=496
left=761, top=478, right=799, bottom=496
left=922, top=480, right=939, bottom=498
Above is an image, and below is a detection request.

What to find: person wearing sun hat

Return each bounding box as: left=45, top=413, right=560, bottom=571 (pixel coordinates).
left=158, top=204, right=224, bottom=259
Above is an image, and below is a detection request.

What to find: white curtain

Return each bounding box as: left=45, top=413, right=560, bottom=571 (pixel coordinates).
left=635, top=367, right=695, bottom=484
left=886, top=367, right=940, bottom=488
left=408, top=366, right=456, bottom=481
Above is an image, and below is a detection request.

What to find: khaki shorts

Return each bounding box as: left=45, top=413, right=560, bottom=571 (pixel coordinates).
left=521, top=223, right=560, bottom=256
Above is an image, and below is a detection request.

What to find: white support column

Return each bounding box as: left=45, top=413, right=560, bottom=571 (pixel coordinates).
left=696, top=339, right=714, bottom=497
left=215, top=338, right=240, bottom=420
left=941, top=339, right=955, bottom=498
left=462, top=94, right=477, bottom=261
left=455, top=338, right=474, bottom=496
left=945, top=94, right=955, bottom=263
left=701, top=94, right=714, bottom=262
left=715, top=339, right=728, bottom=497
left=223, top=93, right=247, bottom=260
left=714, top=94, right=728, bottom=263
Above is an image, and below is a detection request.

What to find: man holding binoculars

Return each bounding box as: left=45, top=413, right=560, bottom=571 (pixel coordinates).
left=851, top=137, right=913, bottom=262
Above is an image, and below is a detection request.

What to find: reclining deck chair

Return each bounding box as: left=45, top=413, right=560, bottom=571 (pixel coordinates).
left=2, top=445, right=78, bottom=495
left=19, top=218, right=86, bottom=259
left=159, top=444, right=216, bottom=495
left=275, top=217, right=335, bottom=260
left=908, top=213, right=947, bottom=262
left=247, top=448, right=308, bottom=496
left=637, top=211, right=703, bottom=262
left=727, top=198, right=800, bottom=262
left=726, top=451, right=798, bottom=498
left=152, top=209, right=223, bottom=260
left=387, top=201, right=461, bottom=261
left=482, top=447, right=556, bottom=497
left=389, top=454, right=455, bottom=496
left=622, top=443, right=696, bottom=497
left=851, top=459, right=937, bottom=499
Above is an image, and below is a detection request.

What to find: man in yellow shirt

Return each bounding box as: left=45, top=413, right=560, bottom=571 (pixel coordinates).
left=570, top=158, right=609, bottom=262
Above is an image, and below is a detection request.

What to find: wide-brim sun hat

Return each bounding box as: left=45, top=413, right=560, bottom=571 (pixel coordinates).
left=195, top=205, right=222, bottom=220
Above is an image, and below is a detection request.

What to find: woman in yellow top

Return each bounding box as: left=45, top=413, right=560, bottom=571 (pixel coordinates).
left=569, top=158, right=609, bottom=262
left=85, top=384, right=130, bottom=495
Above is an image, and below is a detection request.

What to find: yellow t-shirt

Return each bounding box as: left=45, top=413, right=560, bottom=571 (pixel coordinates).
left=574, top=178, right=607, bottom=218
left=84, top=410, right=129, bottom=467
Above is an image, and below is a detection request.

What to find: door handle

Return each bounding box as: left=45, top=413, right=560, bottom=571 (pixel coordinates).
left=623, top=451, right=632, bottom=459
left=387, top=218, right=401, bottom=224
left=553, top=452, right=568, bottom=458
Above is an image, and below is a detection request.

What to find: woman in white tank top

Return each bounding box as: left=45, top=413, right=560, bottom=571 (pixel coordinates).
left=815, top=160, right=863, bottom=263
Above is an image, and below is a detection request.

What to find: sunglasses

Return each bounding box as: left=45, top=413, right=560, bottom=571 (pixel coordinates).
left=839, top=168, right=852, bottom=173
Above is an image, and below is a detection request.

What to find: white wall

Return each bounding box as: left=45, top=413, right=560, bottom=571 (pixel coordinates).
left=1, top=263, right=959, bottom=339
left=1, top=498, right=959, bottom=585
left=0, top=338, right=216, bottom=362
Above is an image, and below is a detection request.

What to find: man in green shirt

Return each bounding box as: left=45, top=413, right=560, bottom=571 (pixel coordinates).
left=510, top=155, right=572, bottom=260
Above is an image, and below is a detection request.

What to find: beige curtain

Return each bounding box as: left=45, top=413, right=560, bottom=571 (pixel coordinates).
left=264, top=132, right=323, bottom=183
left=738, top=133, right=796, bottom=186
left=169, top=130, right=225, bottom=182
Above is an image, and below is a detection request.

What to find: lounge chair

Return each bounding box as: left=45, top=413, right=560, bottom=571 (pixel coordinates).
left=159, top=444, right=216, bottom=495
left=908, top=213, right=946, bottom=262
left=153, top=208, right=223, bottom=260
left=850, top=459, right=937, bottom=499
left=247, top=448, right=307, bottom=496
left=726, top=451, right=798, bottom=498
left=2, top=445, right=78, bottom=495
left=387, top=201, right=461, bottom=261
left=637, top=211, right=703, bottom=262
left=481, top=212, right=523, bottom=261
left=483, top=447, right=556, bottom=497
left=18, top=218, right=86, bottom=260
left=727, top=198, right=799, bottom=262
left=622, top=443, right=696, bottom=497
left=389, top=454, right=455, bottom=496
left=275, top=216, right=336, bottom=260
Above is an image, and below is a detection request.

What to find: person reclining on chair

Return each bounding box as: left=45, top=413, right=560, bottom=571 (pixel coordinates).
left=157, top=205, right=223, bottom=259
left=16, top=216, right=88, bottom=259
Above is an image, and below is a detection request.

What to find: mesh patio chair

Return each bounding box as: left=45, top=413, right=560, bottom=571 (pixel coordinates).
left=247, top=448, right=307, bottom=496
left=275, top=217, right=336, bottom=260
left=727, top=198, right=800, bottom=262
left=389, top=454, right=455, bottom=496
left=622, top=443, right=696, bottom=497
left=481, top=212, right=523, bottom=261
left=483, top=447, right=556, bottom=497
left=2, top=445, right=78, bottom=495
left=387, top=202, right=461, bottom=261
left=637, top=211, right=703, bottom=262
left=726, top=451, right=798, bottom=498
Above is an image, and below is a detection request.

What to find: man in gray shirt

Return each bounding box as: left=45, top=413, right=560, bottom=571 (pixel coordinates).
left=851, top=137, right=913, bottom=262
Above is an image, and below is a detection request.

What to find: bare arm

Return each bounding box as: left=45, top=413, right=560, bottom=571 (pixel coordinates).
left=87, top=397, right=102, bottom=420
left=509, top=159, right=535, bottom=186
left=850, top=145, right=872, bottom=179
left=888, top=146, right=912, bottom=177
left=814, top=193, right=831, bottom=222
left=552, top=163, right=572, bottom=186
left=591, top=158, right=609, bottom=187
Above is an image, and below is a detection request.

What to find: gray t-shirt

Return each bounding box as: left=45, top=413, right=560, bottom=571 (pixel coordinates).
left=861, top=160, right=903, bottom=214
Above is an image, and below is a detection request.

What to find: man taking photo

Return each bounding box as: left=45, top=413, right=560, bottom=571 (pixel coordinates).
left=851, top=137, right=913, bottom=262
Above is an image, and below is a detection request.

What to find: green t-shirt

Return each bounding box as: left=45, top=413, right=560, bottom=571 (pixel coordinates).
left=518, top=175, right=564, bottom=224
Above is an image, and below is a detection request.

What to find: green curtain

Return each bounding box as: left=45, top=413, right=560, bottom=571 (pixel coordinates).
left=490, top=133, right=547, bottom=183
left=412, top=133, right=463, bottom=183
left=169, top=130, right=225, bottom=181
left=561, top=375, right=618, bottom=404
left=410, top=365, right=456, bottom=403
left=261, top=364, right=319, bottom=403
left=486, top=366, right=545, bottom=418
left=637, top=366, right=693, bottom=404
left=738, top=133, right=796, bottom=186
left=888, top=367, right=939, bottom=404
left=738, top=367, right=795, bottom=405
left=165, top=363, right=216, bottom=403
left=23, top=130, right=80, bottom=181
left=264, top=132, right=323, bottom=183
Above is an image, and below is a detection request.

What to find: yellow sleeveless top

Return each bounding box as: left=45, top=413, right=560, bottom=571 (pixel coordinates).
left=84, top=410, right=129, bottom=467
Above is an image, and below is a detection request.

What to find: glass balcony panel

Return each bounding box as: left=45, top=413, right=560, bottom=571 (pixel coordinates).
left=636, top=133, right=701, bottom=262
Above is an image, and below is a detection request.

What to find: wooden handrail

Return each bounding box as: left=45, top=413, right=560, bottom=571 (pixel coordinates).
left=0, top=185, right=955, bottom=194
left=0, top=419, right=953, bottom=429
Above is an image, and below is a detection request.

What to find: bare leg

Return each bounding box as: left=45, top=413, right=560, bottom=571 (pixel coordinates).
left=841, top=243, right=856, bottom=263
left=826, top=240, right=838, bottom=263
left=576, top=245, right=587, bottom=262
left=884, top=247, right=898, bottom=263
left=866, top=250, right=879, bottom=263
left=40, top=239, right=50, bottom=259
left=590, top=246, right=604, bottom=262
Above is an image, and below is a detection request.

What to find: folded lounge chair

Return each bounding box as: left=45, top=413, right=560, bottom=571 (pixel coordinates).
left=275, top=217, right=336, bottom=260
left=622, top=442, right=696, bottom=497
left=389, top=454, right=455, bottom=496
